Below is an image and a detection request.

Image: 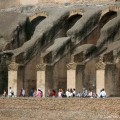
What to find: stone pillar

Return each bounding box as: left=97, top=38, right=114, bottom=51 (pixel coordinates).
left=66, top=62, right=84, bottom=92
left=105, top=63, right=116, bottom=97
left=36, top=63, right=53, bottom=97
left=0, top=56, right=8, bottom=94
left=66, top=62, right=77, bottom=89
left=76, top=64, right=85, bottom=93
left=8, top=61, right=19, bottom=97
left=96, top=56, right=106, bottom=95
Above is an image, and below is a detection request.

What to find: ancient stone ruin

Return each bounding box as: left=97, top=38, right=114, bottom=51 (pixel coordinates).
left=0, top=0, right=120, bottom=97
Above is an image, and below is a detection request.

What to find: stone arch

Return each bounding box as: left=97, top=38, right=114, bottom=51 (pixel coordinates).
left=29, top=12, right=48, bottom=22
left=69, top=9, right=84, bottom=17
left=83, top=8, right=117, bottom=45
left=29, top=12, right=47, bottom=37
left=99, top=6, right=119, bottom=22
left=54, top=10, right=83, bottom=38
left=99, top=10, right=117, bottom=28
left=95, top=7, right=117, bottom=46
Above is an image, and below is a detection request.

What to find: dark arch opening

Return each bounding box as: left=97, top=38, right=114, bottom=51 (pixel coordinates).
left=63, top=14, right=82, bottom=35
left=99, top=11, right=117, bottom=28
left=82, top=11, right=117, bottom=45
left=54, top=14, right=82, bottom=39
left=30, top=16, right=46, bottom=36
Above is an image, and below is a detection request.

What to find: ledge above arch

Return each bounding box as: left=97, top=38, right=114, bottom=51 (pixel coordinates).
left=29, top=11, right=48, bottom=22
left=69, top=9, right=84, bottom=18
left=100, top=6, right=120, bottom=21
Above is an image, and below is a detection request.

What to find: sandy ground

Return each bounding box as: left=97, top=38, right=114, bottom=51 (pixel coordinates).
left=0, top=97, right=120, bottom=120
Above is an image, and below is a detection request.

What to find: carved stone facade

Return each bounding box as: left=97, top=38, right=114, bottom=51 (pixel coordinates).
left=66, top=62, right=77, bottom=70
left=95, top=56, right=106, bottom=70
left=36, top=63, right=46, bottom=71
left=1, top=0, right=120, bottom=97
left=8, top=62, right=19, bottom=71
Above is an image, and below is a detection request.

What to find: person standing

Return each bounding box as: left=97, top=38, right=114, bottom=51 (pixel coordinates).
left=29, top=88, right=34, bottom=97
left=37, top=88, right=42, bottom=97
left=33, top=89, right=37, bottom=97
left=66, top=89, right=70, bottom=98
left=3, top=90, right=7, bottom=97
left=58, top=89, right=63, bottom=98
left=99, top=88, right=107, bottom=98
left=9, top=87, right=12, bottom=97
left=19, top=88, right=22, bottom=97
left=73, top=88, right=76, bottom=97
left=22, top=88, right=25, bottom=97
left=9, top=87, right=14, bottom=97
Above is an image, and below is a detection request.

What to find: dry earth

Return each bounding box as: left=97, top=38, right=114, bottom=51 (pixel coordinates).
left=0, top=97, right=120, bottom=120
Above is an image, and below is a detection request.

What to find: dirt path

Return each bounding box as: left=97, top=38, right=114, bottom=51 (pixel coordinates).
left=0, top=98, right=120, bottom=120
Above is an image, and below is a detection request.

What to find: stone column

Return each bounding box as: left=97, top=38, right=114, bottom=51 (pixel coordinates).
left=36, top=63, right=53, bottom=97
left=105, top=63, right=116, bottom=97
left=76, top=64, right=85, bottom=93
left=67, top=53, right=85, bottom=92
left=8, top=61, right=19, bottom=97
left=0, top=56, right=8, bottom=94
left=66, top=62, right=77, bottom=90
left=96, top=56, right=106, bottom=95
left=66, top=62, right=85, bottom=92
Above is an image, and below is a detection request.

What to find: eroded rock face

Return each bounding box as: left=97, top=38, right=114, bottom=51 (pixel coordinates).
left=0, top=3, right=120, bottom=96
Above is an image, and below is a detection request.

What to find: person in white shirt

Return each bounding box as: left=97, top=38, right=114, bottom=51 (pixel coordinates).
left=88, top=89, right=93, bottom=98
left=99, top=88, right=106, bottom=98
left=58, top=89, right=63, bottom=98
left=69, top=88, right=73, bottom=97
left=22, top=88, right=25, bottom=97
left=73, top=88, right=76, bottom=97
left=66, top=89, right=70, bottom=98
left=9, top=87, right=14, bottom=97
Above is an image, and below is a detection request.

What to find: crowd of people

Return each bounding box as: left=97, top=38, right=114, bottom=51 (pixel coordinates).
left=48, top=88, right=107, bottom=98
left=47, top=88, right=98, bottom=98
left=2, top=87, right=107, bottom=98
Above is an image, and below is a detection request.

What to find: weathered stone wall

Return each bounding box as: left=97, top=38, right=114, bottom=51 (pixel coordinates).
left=38, top=0, right=115, bottom=4
left=20, top=0, right=38, bottom=5
left=0, top=0, right=20, bottom=9
left=0, top=0, right=116, bottom=9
